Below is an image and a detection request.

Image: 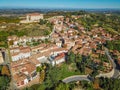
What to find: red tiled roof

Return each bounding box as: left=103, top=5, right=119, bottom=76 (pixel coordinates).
left=54, top=53, right=65, bottom=61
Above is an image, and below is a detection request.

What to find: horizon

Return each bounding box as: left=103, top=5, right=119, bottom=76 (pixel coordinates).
left=0, top=0, right=120, bottom=9
left=0, top=7, right=120, bottom=10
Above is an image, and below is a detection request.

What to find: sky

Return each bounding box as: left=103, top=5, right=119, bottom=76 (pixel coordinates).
left=0, top=0, right=120, bottom=9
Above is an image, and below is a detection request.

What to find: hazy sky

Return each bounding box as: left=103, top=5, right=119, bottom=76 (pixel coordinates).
left=0, top=0, right=120, bottom=9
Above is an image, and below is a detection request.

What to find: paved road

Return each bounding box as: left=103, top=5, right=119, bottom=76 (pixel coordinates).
left=105, top=48, right=119, bottom=78
left=62, top=75, right=90, bottom=83
left=63, top=48, right=120, bottom=83
left=97, top=48, right=119, bottom=78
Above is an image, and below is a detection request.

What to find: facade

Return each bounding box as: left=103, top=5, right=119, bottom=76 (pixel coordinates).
left=56, top=41, right=62, bottom=47
left=26, top=13, right=44, bottom=21
left=52, top=48, right=68, bottom=56
left=51, top=53, right=66, bottom=66
left=11, top=52, right=31, bottom=61
left=10, top=47, right=31, bottom=61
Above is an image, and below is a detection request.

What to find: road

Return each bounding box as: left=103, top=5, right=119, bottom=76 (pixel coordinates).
left=63, top=48, right=120, bottom=83
left=100, top=48, right=119, bottom=78
left=62, top=75, right=90, bottom=83
left=97, top=48, right=119, bottom=78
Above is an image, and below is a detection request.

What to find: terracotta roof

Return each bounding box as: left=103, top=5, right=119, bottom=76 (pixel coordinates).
left=54, top=53, right=65, bottom=61
left=10, top=46, right=31, bottom=56
left=30, top=58, right=40, bottom=65
left=11, top=59, right=36, bottom=83
left=11, top=52, right=20, bottom=56
left=52, top=48, right=67, bottom=52
left=31, top=44, right=46, bottom=50
left=13, top=73, right=26, bottom=83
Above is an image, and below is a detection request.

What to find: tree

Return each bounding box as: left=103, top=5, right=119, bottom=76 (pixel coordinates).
left=39, top=70, right=45, bottom=84
left=44, top=30, right=51, bottom=35
left=55, top=83, right=69, bottom=90
left=38, top=64, right=59, bottom=89
left=67, top=51, right=75, bottom=63
left=99, top=77, right=120, bottom=90
left=75, top=54, right=82, bottom=63
left=39, top=19, right=47, bottom=25
left=36, top=64, right=46, bottom=84
left=37, top=84, right=46, bottom=90
left=1, top=65, right=10, bottom=76
left=24, top=84, right=41, bottom=90
left=76, top=62, right=85, bottom=73
left=0, top=76, right=10, bottom=89
left=106, top=41, right=113, bottom=50
left=89, top=70, right=99, bottom=79
left=80, top=80, right=93, bottom=89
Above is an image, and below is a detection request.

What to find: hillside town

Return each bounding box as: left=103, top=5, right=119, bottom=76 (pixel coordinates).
left=0, top=12, right=115, bottom=89
left=0, top=11, right=120, bottom=90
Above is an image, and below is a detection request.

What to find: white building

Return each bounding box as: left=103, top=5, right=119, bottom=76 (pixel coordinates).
left=51, top=53, right=65, bottom=66
left=10, top=47, right=31, bottom=61
left=52, top=48, right=68, bottom=56
left=56, top=41, right=62, bottom=47
left=20, top=13, right=44, bottom=23
left=12, top=52, right=31, bottom=61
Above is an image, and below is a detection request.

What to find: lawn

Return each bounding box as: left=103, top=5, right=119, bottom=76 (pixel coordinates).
left=57, top=63, right=81, bottom=79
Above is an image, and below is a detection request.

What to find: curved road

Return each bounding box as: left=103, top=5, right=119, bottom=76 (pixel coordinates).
left=63, top=48, right=120, bottom=83
left=97, top=48, right=119, bottom=78
left=62, top=75, right=90, bottom=83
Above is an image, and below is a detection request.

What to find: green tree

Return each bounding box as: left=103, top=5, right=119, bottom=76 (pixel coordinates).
left=75, top=54, right=82, bottom=63
left=55, top=83, right=69, bottom=90
left=89, top=70, right=99, bottom=79
left=67, top=51, right=75, bottom=63
left=0, top=76, right=10, bottom=89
